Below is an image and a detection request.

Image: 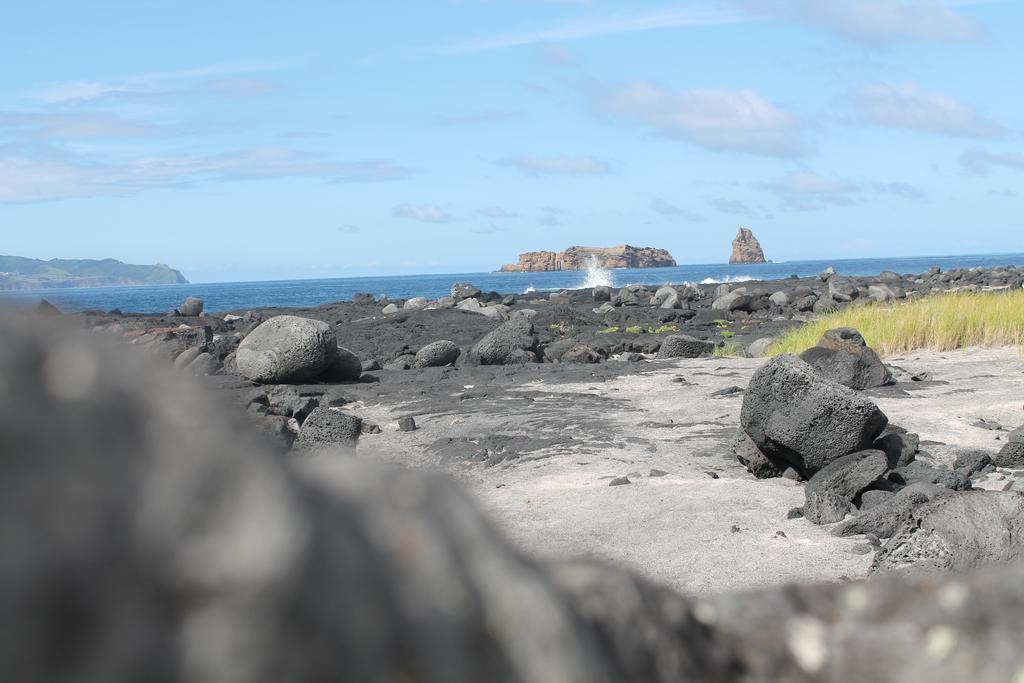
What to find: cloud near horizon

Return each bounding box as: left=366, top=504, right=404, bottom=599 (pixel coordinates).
left=960, top=148, right=1024, bottom=174
left=593, top=82, right=805, bottom=157
left=0, top=147, right=414, bottom=203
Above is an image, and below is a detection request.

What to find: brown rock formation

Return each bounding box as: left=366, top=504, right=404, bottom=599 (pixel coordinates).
left=729, top=228, right=766, bottom=264
left=499, top=245, right=676, bottom=273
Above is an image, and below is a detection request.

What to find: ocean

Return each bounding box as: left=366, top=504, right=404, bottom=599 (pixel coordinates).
left=2, top=252, right=1023, bottom=314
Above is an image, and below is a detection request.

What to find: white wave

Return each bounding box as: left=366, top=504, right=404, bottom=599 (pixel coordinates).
left=700, top=275, right=755, bottom=285
left=578, top=255, right=613, bottom=289
left=523, top=285, right=536, bottom=293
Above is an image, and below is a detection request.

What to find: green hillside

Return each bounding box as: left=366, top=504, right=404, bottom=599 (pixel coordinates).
left=0, top=255, right=188, bottom=290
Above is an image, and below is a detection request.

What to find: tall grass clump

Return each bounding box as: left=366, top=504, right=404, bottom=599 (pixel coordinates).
left=769, top=290, right=1024, bottom=357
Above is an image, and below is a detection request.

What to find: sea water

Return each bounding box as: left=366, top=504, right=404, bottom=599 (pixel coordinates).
left=2, top=252, right=1022, bottom=314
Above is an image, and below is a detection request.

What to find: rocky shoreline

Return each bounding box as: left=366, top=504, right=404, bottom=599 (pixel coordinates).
left=5, top=259, right=1024, bottom=679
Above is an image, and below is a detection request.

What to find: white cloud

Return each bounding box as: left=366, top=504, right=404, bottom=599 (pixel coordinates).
left=0, top=111, right=160, bottom=140
left=650, top=198, right=706, bottom=222
left=442, top=6, right=749, bottom=53
left=434, top=110, right=524, bottom=126
left=874, top=181, right=926, bottom=199
left=758, top=171, right=860, bottom=209
left=0, top=146, right=414, bottom=203
left=206, top=78, right=281, bottom=97
left=738, top=0, right=983, bottom=44
left=857, top=82, right=1004, bottom=138
left=30, top=60, right=294, bottom=103
left=961, top=149, right=1024, bottom=174
left=497, top=154, right=610, bottom=175
left=393, top=203, right=454, bottom=223
left=476, top=206, right=519, bottom=219
left=594, top=82, right=805, bottom=157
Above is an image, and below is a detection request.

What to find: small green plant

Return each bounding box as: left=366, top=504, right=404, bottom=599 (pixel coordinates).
left=713, top=342, right=746, bottom=357
left=650, top=324, right=678, bottom=334
left=596, top=326, right=620, bottom=334
left=713, top=319, right=733, bottom=329
left=720, top=330, right=735, bottom=339
left=625, top=325, right=643, bottom=334
left=549, top=322, right=568, bottom=334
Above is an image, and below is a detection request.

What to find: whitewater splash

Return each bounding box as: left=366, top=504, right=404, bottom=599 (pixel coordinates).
left=579, top=255, right=613, bottom=289
left=700, top=275, right=755, bottom=285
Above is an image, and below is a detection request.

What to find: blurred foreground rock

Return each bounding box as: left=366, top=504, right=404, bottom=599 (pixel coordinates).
left=3, top=311, right=1024, bottom=682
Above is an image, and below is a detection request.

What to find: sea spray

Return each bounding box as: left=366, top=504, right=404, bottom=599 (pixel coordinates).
left=579, top=255, right=613, bottom=289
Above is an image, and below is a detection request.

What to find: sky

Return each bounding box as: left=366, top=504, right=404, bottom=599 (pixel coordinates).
left=1, top=0, right=1022, bottom=282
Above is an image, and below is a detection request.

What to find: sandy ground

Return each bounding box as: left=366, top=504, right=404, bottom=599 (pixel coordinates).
left=345, top=347, right=1024, bottom=595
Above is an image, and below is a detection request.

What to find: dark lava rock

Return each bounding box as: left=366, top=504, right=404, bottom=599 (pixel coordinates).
left=468, top=318, right=540, bottom=365
left=731, top=432, right=783, bottom=479
left=804, top=450, right=889, bottom=525
left=34, top=299, right=61, bottom=315
left=740, top=354, right=888, bottom=478
left=562, top=344, right=602, bottom=364
left=799, top=327, right=892, bottom=390
left=832, top=485, right=948, bottom=539
left=953, top=449, right=994, bottom=478
left=294, top=407, right=362, bottom=451
left=361, top=359, right=381, bottom=372
left=236, top=315, right=338, bottom=384
left=592, top=285, right=611, bottom=302
left=656, top=334, right=715, bottom=359
left=872, top=491, right=1024, bottom=575
left=352, top=291, right=375, bottom=305
left=888, top=460, right=971, bottom=491
left=859, top=489, right=895, bottom=511
left=609, top=476, right=631, bottom=486
left=398, top=416, right=417, bottom=432
left=873, top=426, right=919, bottom=469
left=178, top=296, right=204, bottom=317
left=322, top=345, right=363, bottom=382
left=450, top=282, right=481, bottom=301
left=649, top=469, right=669, bottom=477
left=995, top=426, right=1024, bottom=468
left=414, top=340, right=461, bottom=368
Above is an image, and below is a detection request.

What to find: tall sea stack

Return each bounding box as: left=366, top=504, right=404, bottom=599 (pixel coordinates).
left=729, top=228, right=767, bottom=264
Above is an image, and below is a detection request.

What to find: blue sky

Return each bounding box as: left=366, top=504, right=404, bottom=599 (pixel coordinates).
left=1, top=0, right=1022, bottom=282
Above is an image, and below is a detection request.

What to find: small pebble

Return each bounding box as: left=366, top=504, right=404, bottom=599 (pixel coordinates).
left=705, top=471, right=720, bottom=479
left=787, top=507, right=804, bottom=519
left=649, top=469, right=669, bottom=478
left=776, top=530, right=787, bottom=538
left=398, top=416, right=417, bottom=432
left=609, top=476, right=631, bottom=487
left=730, top=525, right=741, bottom=533
left=848, top=544, right=873, bottom=556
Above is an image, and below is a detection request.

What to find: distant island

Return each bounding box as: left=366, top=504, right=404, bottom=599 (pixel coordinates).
left=499, top=245, right=676, bottom=272
left=0, top=255, right=187, bottom=290
left=729, top=228, right=767, bottom=264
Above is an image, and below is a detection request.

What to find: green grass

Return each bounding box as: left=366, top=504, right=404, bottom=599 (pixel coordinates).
left=713, top=342, right=746, bottom=357
left=650, top=324, right=678, bottom=334
left=769, top=290, right=1024, bottom=357
left=720, top=330, right=735, bottom=339
left=625, top=325, right=643, bottom=334
left=596, top=326, right=620, bottom=334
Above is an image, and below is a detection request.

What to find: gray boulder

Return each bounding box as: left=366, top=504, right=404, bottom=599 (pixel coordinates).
left=872, top=425, right=919, bottom=468
left=295, top=407, right=362, bottom=451
left=995, top=425, right=1024, bottom=467
left=404, top=297, right=429, bottom=310
left=746, top=337, right=775, bottom=357
left=450, top=282, right=481, bottom=301
left=322, top=345, right=363, bottom=382
left=768, top=291, right=789, bottom=307
left=178, top=296, right=204, bottom=316
left=656, top=334, right=714, bottom=359
left=414, top=340, right=461, bottom=368
left=832, top=484, right=948, bottom=539
left=872, top=492, right=1024, bottom=576
left=799, top=327, right=892, bottom=390
left=888, top=460, right=971, bottom=491
left=592, top=285, right=611, bottom=302
left=740, top=354, right=889, bottom=477
left=468, top=318, right=539, bottom=365
left=804, top=450, right=888, bottom=524
left=731, top=432, right=783, bottom=479
left=562, top=345, right=601, bottom=364
left=236, top=315, right=338, bottom=384
left=711, top=289, right=752, bottom=312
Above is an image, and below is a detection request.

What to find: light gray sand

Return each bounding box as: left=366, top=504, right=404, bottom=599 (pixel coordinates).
left=347, top=347, right=1024, bottom=594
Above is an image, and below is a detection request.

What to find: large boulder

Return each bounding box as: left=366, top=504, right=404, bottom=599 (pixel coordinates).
left=804, top=450, right=888, bottom=525
left=799, top=327, right=892, bottom=390
left=294, top=407, right=362, bottom=451
left=178, top=296, right=204, bottom=317
left=872, top=492, right=1024, bottom=576
left=656, top=334, right=714, bottom=359
left=468, top=318, right=539, bottom=365
left=450, top=283, right=481, bottom=301
left=414, top=340, right=461, bottom=368
left=740, top=354, right=889, bottom=477
left=322, top=345, right=363, bottom=382
left=995, top=425, right=1024, bottom=468
left=236, top=315, right=338, bottom=383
